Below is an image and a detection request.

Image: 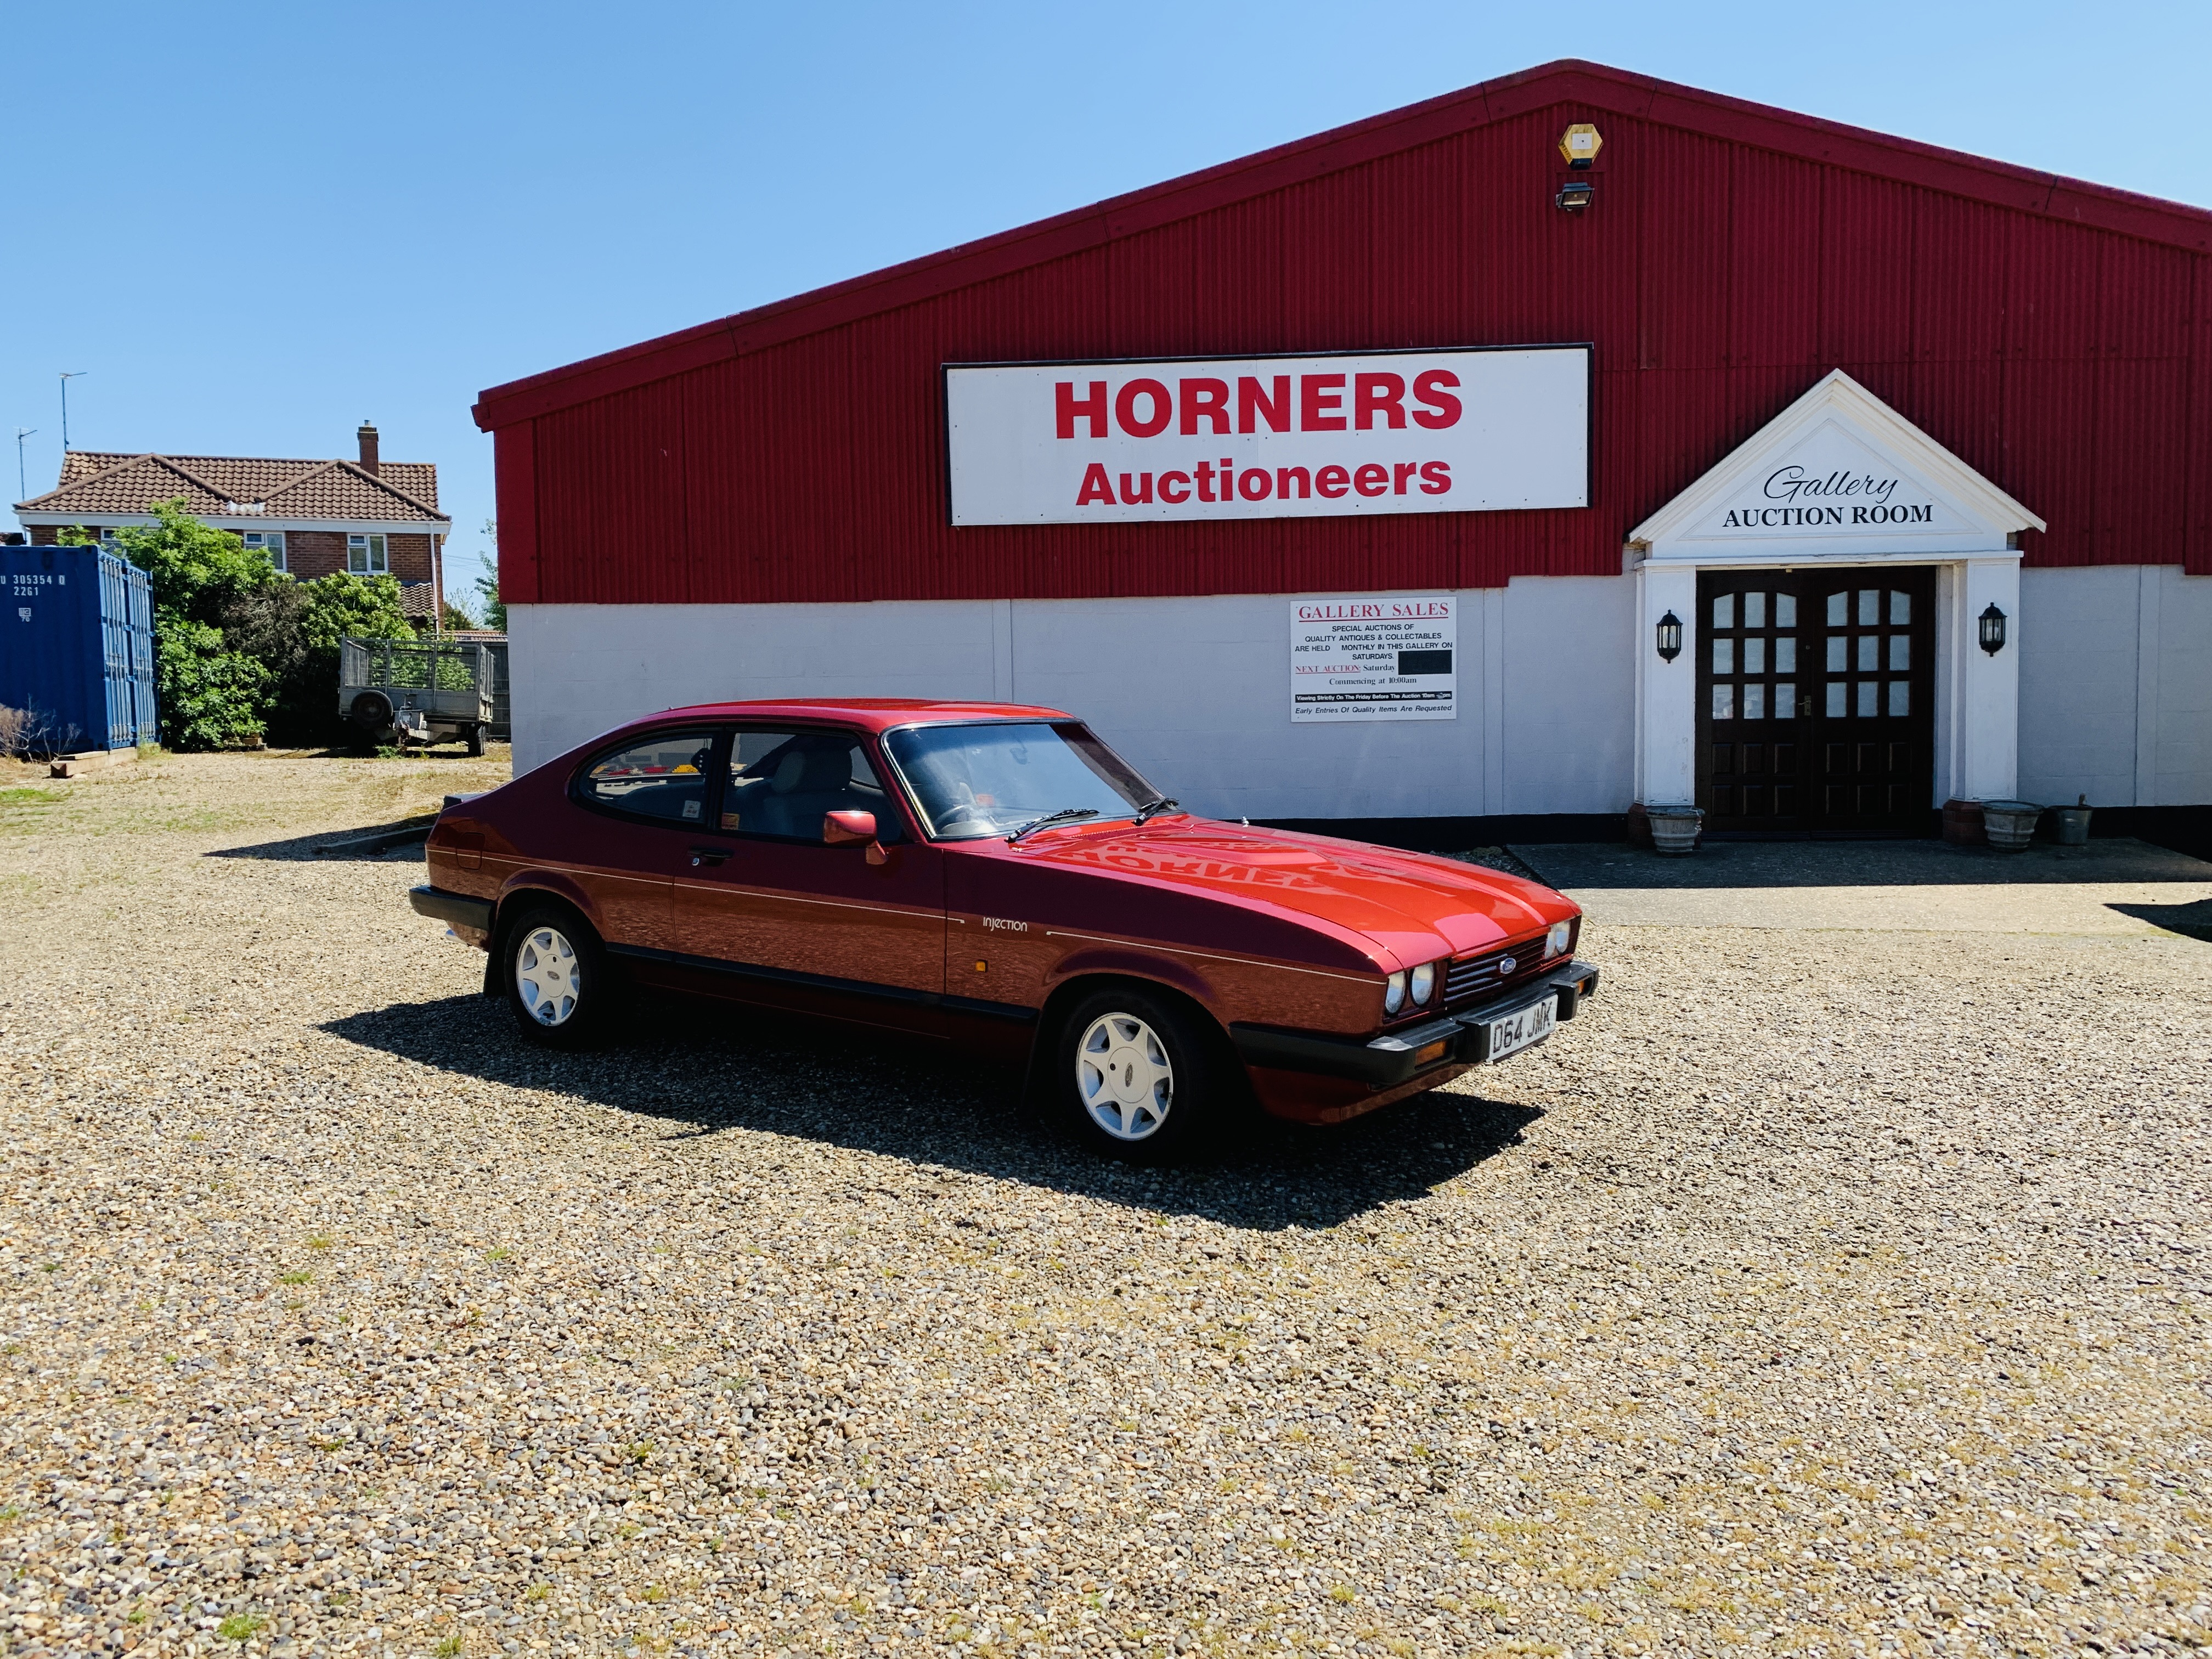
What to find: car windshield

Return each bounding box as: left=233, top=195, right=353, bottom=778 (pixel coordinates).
left=883, top=721, right=1160, bottom=841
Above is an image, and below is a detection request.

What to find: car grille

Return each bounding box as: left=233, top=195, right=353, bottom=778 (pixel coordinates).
left=1442, top=941, right=1547, bottom=1006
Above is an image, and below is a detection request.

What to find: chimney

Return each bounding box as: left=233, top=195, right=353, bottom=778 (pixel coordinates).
left=356, top=421, right=380, bottom=476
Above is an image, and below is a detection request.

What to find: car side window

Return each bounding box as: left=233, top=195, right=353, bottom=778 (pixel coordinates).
left=721, top=729, right=906, bottom=844
left=577, top=730, right=721, bottom=825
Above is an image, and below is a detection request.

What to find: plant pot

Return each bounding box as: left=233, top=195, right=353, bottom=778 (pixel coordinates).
left=1645, top=803, right=1704, bottom=856
left=1941, top=798, right=1985, bottom=847
left=2049, top=804, right=2092, bottom=846
left=1978, top=800, right=2041, bottom=852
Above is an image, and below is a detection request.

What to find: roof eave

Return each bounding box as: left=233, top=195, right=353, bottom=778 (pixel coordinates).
left=470, top=57, right=2212, bottom=432
left=14, top=509, right=452, bottom=530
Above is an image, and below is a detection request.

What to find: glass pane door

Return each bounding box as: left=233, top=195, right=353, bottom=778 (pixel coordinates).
left=1694, top=566, right=1937, bottom=836
left=1695, top=577, right=1803, bottom=831
left=1809, top=572, right=1937, bottom=830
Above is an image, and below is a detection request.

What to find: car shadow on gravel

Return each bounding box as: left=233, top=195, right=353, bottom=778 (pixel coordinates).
left=2108, top=899, right=2212, bottom=941
left=320, top=992, right=1543, bottom=1230
left=207, top=822, right=433, bottom=861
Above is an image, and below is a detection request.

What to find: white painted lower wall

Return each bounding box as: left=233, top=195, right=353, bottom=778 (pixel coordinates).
left=2018, top=565, right=2212, bottom=809
left=504, top=565, right=2207, bottom=817
left=507, top=578, right=1638, bottom=821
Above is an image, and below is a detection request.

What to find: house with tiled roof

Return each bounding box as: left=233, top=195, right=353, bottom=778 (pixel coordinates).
left=10, top=424, right=453, bottom=617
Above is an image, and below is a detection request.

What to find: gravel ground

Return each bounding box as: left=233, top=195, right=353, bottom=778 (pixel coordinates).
left=0, top=752, right=2207, bottom=1659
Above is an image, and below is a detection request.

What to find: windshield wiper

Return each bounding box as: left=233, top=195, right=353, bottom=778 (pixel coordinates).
left=1006, top=806, right=1101, bottom=844
left=1132, top=795, right=1181, bottom=826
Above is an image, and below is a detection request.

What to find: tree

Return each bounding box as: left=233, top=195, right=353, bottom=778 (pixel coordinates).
left=74, top=500, right=423, bottom=749
left=431, top=597, right=477, bottom=633
left=76, top=503, right=284, bottom=751
left=264, top=572, right=414, bottom=745
left=473, top=518, right=506, bottom=632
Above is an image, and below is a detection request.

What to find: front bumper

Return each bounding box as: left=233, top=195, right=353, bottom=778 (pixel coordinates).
left=1230, top=959, right=1600, bottom=1091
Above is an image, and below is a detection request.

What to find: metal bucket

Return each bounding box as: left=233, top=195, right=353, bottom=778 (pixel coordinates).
left=2049, top=805, right=2092, bottom=847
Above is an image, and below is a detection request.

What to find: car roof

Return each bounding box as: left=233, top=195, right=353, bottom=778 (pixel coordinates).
left=639, top=698, right=1076, bottom=733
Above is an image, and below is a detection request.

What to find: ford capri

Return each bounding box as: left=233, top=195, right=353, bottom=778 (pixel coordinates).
left=409, top=700, right=1598, bottom=1160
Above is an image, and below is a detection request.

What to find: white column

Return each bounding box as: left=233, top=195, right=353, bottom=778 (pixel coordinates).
left=2134, top=566, right=2163, bottom=807
left=1634, top=561, right=1699, bottom=805
left=991, top=597, right=1014, bottom=702
left=1932, top=562, right=1958, bottom=805
left=1481, top=588, right=1505, bottom=814
left=1958, top=556, right=2022, bottom=802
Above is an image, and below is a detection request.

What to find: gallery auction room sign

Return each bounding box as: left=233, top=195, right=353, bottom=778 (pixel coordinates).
left=945, top=347, right=1589, bottom=525
left=1291, top=596, right=1455, bottom=723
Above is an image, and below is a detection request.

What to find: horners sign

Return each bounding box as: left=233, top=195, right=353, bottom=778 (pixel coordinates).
left=944, top=346, right=1589, bottom=526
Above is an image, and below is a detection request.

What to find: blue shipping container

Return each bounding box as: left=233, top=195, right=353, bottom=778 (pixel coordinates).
left=1, top=544, right=157, bottom=752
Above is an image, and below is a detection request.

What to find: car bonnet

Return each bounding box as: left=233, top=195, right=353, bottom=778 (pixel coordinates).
left=1008, top=819, right=1564, bottom=966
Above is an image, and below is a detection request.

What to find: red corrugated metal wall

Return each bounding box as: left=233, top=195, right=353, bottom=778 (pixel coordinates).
left=504, top=95, right=2212, bottom=604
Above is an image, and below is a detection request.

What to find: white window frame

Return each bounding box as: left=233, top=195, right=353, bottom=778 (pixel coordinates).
left=347, top=533, right=388, bottom=575
left=242, top=531, right=287, bottom=572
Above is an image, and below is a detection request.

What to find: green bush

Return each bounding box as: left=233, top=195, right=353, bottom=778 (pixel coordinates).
left=153, top=616, right=270, bottom=751
left=72, top=504, right=282, bottom=751
left=74, top=501, right=419, bottom=749
left=263, top=572, right=413, bottom=746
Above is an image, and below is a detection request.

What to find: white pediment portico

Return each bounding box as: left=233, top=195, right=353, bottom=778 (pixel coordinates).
left=1631, top=370, right=2044, bottom=565
left=1630, top=370, right=2045, bottom=819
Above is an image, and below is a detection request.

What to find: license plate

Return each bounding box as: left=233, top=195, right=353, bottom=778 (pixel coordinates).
left=1484, top=995, right=1558, bottom=1062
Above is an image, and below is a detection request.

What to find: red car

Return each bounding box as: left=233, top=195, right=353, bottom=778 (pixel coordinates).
left=410, top=700, right=1597, bottom=1159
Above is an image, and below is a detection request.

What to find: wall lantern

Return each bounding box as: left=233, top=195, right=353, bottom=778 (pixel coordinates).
left=1655, top=610, right=1683, bottom=662
left=1555, top=178, right=1596, bottom=213
left=1978, top=602, right=2008, bottom=656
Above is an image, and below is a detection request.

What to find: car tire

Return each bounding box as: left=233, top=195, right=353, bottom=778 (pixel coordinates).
left=501, top=904, right=618, bottom=1048
left=465, top=724, right=486, bottom=757
left=1052, top=985, right=1239, bottom=1163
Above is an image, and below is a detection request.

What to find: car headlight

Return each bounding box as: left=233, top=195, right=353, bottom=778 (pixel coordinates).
left=1383, top=970, right=1407, bottom=1015
left=1409, top=960, right=1437, bottom=1006
left=1545, top=920, right=1574, bottom=958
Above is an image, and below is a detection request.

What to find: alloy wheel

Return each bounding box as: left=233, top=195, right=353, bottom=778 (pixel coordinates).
left=515, top=926, right=580, bottom=1026
left=1076, top=1012, right=1175, bottom=1141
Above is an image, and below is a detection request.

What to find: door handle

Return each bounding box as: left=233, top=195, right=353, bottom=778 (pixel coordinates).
left=688, top=845, right=732, bottom=867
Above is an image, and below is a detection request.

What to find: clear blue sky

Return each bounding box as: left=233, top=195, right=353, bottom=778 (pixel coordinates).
left=8, top=1, right=2205, bottom=599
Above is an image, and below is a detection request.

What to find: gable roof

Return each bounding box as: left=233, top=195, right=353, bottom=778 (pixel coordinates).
left=1631, top=369, right=2044, bottom=563
left=17, top=449, right=445, bottom=523
left=473, top=57, right=2212, bottom=432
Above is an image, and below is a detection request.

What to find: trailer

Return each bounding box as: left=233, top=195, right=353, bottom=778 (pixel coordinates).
left=338, top=636, right=495, bottom=754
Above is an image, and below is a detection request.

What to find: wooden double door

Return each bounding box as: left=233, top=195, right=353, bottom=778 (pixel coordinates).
left=1696, top=567, right=1938, bottom=836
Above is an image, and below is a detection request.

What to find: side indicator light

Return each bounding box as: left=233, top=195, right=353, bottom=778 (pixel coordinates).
left=974, top=961, right=988, bottom=973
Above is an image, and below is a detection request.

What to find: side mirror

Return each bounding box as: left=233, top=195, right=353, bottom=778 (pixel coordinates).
left=825, top=809, right=891, bottom=866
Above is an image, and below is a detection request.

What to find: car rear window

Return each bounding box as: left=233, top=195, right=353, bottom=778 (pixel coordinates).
left=578, top=730, right=720, bottom=824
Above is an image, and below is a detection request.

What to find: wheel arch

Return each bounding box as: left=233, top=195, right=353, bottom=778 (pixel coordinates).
left=492, top=872, right=603, bottom=946
left=1020, top=970, right=1237, bottom=1108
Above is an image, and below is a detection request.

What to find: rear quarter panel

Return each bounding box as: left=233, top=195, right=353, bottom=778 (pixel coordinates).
left=427, top=760, right=674, bottom=949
